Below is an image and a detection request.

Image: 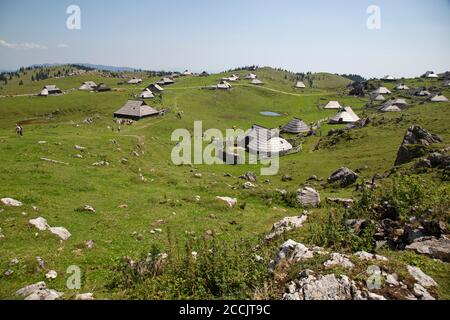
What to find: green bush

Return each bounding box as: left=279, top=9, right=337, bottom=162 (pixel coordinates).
left=110, top=238, right=270, bottom=300
left=351, top=175, right=449, bottom=221
left=305, top=208, right=376, bottom=253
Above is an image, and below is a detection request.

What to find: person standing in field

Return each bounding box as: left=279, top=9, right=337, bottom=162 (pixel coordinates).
left=15, top=124, right=23, bottom=137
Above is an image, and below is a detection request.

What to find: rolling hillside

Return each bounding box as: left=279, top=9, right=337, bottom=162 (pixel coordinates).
left=0, top=65, right=449, bottom=300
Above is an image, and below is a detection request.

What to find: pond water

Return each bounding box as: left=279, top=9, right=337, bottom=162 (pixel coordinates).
left=260, top=111, right=281, bottom=117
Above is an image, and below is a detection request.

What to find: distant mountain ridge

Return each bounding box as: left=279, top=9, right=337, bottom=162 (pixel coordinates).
left=26, top=63, right=138, bottom=72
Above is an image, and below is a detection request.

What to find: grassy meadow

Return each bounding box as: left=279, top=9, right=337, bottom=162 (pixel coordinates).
left=0, top=66, right=449, bottom=299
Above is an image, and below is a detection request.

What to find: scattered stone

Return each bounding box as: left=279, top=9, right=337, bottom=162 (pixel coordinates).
left=25, top=288, right=63, bottom=300
left=264, top=213, right=308, bottom=242
left=354, top=251, right=388, bottom=262
left=74, top=154, right=83, bottom=159
left=243, top=182, right=256, bottom=189
left=269, top=239, right=314, bottom=272
left=281, top=175, right=292, bottom=182
left=407, top=265, right=438, bottom=287
left=85, top=240, right=95, bottom=249
left=118, top=204, right=128, bottom=208
left=10, top=258, right=19, bottom=266
left=38, top=141, right=47, bottom=144
left=49, top=227, right=71, bottom=241
left=16, top=282, right=47, bottom=297
left=283, top=273, right=361, bottom=300
left=367, top=292, right=387, bottom=300
left=405, top=237, right=450, bottom=262
left=1, top=197, right=23, bottom=207
left=45, top=270, right=57, bottom=280
left=77, top=205, right=96, bottom=213
left=36, top=257, right=45, bottom=271
left=413, top=283, right=435, bottom=300
left=215, top=196, right=237, bottom=208
left=385, top=273, right=400, bottom=287
left=74, top=145, right=86, bottom=151
left=40, top=158, right=69, bottom=165
left=4, top=269, right=14, bottom=276
left=296, top=187, right=320, bottom=207
left=324, top=253, right=354, bottom=269
left=240, top=172, right=257, bottom=182
left=75, top=293, right=94, bottom=300
left=326, top=197, right=354, bottom=205
left=194, top=173, right=202, bottom=178
left=32, top=205, right=38, bottom=211
left=29, top=217, right=50, bottom=231
left=307, top=175, right=318, bottom=181
left=327, top=167, right=359, bottom=187
left=394, top=125, right=441, bottom=166
left=92, top=160, right=109, bottom=166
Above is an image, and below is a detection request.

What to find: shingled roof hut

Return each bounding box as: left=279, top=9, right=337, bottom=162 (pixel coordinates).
left=328, top=107, right=360, bottom=124
left=139, top=88, right=155, bottom=99
left=113, top=100, right=159, bottom=120
left=39, top=85, right=62, bottom=96
left=281, top=118, right=310, bottom=134
left=324, top=101, right=342, bottom=109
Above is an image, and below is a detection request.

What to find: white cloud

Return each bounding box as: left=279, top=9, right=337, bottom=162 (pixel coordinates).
left=57, top=43, right=69, bottom=48
left=0, top=39, right=47, bottom=50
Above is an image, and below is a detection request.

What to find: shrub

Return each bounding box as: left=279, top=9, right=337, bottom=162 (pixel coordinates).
left=110, top=238, right=270, bottom=300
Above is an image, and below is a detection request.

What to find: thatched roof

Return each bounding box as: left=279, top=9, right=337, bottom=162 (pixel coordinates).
left=295, top=81, right=306, bottom=88
left=324, top=101, right=342, bottom=109
left=139, top=88, right=155, bottom=99
left=372, top=87, right=391, bottom=94
left=282, top=118, right=310, bottom=134
left=430, top=94, right=449, bottom=102
left=329, top=107, right=360, bottom=124
left=114, top=100, right=159, bottom=119
left=199, top=71, right=209, bottom=77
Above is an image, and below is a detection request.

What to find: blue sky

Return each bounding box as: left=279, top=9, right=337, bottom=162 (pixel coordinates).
left=0, top=0, right=449, bottom=77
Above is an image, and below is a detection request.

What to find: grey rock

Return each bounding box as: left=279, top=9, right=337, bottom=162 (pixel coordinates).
left=75, top=293, right=94, bottom=300
left=296, top=186, right=320, bottom=207
left=324, top=253, right=354, bottom=269
left=264, top=213, right=308, bottom=242
left=405, top=237, right=450, bottom=262
left=407, top=265, right=438, bottom=287
left=283, top=274, right=361, bottom=300
left=29, top=217, right=50, bottom=231
left=49, top=227, right=71, bottom=241
left=413, top=283, right=435, bottom=300
left=327, top=167, right=359, bottom=187
left=1, top=197, right=23, bottom=207
left=269, top=239, right=314, bottom=272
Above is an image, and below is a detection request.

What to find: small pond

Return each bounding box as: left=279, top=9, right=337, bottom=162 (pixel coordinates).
left=260, top=111, right=281, bottom=117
